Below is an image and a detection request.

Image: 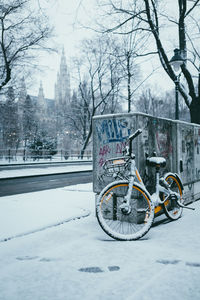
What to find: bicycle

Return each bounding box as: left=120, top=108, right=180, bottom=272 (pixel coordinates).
left=96, top=128, right=194, bottom=241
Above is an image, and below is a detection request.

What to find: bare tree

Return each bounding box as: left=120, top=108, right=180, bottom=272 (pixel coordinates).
left=111, top=31, right=142, bottom=112
left=135, top=86, right=190, bottom=121
left=97, top=0, right=200, bottom=124
left=2, top=86, right=19, bottom=150
left=69, top=35, right=123, bottom=158
left=0, top=0, right=53, bottom=91
left=135, top=88, right=166, bottom=118
left=22, top=94, right=38, bottom=148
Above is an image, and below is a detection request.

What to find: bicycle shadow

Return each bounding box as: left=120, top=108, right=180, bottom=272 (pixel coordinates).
left=97, top=236, right=150, bottom=242
left=96, top=215, right=172, bottom=242
left=152, top=216, right=172, bottom=227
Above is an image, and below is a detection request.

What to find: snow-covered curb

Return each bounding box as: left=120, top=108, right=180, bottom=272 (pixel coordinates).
left=0, top=209, right=90, bottom=243
left=0, top=165, right=92, bottom=179
left=0, top=183, right=94, bottom=242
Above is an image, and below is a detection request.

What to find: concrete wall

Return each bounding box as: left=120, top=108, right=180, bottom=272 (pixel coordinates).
left=93, top=112, right=200, bottom=204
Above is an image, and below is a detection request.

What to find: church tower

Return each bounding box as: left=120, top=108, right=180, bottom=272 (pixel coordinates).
left=54, top=48, right=71, bottom=107
left=54, top=49, right=71, bottom=150
left=38, top=81, right=46, bottom=112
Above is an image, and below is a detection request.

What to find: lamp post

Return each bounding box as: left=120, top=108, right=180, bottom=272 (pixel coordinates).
left=169, top=49, right=184, bottom=120
left=174, top=74, right=180, bottom=120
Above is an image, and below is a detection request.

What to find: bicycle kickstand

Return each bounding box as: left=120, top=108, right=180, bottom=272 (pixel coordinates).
left=177, top=201, right=195, bottom=211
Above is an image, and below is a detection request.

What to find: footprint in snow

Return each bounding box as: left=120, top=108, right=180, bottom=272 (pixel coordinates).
left=16, top=256, right=39, bottom=261
left=78, top=266, right=120, bottom=273
left=156, top=259, right=180, bottom=265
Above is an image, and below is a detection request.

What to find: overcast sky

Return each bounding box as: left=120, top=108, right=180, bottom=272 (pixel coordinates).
left=29, top=0, right=96, bottom=99
left=31, top=0, right=177, bottom=99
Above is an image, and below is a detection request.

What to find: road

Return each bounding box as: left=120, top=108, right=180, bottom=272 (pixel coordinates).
left=0, top=171, right=92, bottom=196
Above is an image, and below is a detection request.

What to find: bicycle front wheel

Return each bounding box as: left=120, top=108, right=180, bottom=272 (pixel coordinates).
left=162, top=174, right=183, bottom=220
left=96, top=181, right=154, bottom=241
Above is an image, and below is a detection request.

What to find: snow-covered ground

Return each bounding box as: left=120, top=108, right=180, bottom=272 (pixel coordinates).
left=0, top=177, right=200, bottom=300
left=0, top=184, right=92, bottom=241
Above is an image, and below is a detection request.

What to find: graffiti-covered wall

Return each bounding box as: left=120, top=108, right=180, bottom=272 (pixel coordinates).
left=93, top=112, right=200, bottom=203
left=178, top=124, right=200, bottom=202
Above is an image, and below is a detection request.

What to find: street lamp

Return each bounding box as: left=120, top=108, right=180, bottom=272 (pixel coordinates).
left=169, top=49, right=185, bottom=120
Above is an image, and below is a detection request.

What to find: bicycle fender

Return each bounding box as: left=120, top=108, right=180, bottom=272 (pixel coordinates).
left=174, top=173, right=184, bottom=191
left=96, top=180, right=126, bottom=205
left=97, top=180, right=152, bottom=204
left=164, top=172, right=184, bottom=191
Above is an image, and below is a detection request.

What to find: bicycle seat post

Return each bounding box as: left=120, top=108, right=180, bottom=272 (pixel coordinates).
left=146, top=156, right=166, bottom=198
left=155, top=165, right=160, bottom=196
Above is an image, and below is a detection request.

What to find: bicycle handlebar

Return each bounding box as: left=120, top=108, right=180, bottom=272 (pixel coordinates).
left=128, top=129, right=142, bottom=155
left=129, top=129, right=142, bottom=142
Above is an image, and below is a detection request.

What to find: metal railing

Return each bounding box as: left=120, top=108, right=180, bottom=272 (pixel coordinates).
left=0, top=149, right=92, bottom=163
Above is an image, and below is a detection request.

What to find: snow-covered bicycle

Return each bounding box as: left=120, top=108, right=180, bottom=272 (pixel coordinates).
left=96, top=129, right=193, bottom=241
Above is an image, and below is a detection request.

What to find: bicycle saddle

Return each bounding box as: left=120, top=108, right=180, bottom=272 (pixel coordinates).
left=146, top=156, right=166, bottom=168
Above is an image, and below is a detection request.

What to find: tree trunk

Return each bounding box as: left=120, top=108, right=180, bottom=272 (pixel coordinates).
left=127, top=53, right=131, bottom=113
left=189, top=97, right=200, bottom=124
left=80, top=122, right=93, bottom=159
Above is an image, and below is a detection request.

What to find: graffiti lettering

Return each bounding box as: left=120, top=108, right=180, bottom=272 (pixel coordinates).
left=156, top=131, right=172, bottom=157
left=182, top=131, right=194, bottom=190
left=99, top=157, right=106, bottom=167
left=99, top=145, right=111, bottom=157
left=96, top=118, right=130, bottom=144
left=196, top=168, right=200, bottom=180
left=116, top=142, right=127, bottom=154
left=98, top=145, right=111, bottom=167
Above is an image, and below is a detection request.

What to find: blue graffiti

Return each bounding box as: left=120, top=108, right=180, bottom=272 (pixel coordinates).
left=96, top=118, right=130, bottom=144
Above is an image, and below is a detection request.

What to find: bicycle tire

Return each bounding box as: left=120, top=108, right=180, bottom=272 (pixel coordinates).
left=162, top=173, right=183, bottom=220
left=96, top=180, right=154, bottom=241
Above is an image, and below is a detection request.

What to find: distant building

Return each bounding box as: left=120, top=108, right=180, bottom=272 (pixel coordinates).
left=37, top=81, right=46, bottom=113
left=18, top=48, right=71, bottom=115
left=16, top=49, right=71, bottom=150
left=0, top=49, right=75, bottom=153
left=54, top=48, right=71, bottom=108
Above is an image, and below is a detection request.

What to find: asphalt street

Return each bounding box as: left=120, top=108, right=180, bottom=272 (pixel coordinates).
left=0, top=171, right=92, bottom=196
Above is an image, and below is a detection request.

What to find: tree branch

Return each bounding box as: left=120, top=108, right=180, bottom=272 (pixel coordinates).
left=185, top=0, right=200, bottom=17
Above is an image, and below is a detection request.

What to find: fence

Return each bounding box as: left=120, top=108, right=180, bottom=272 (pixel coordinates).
left=92, top=112, right=200, bottom=204
left=0, top=148, right=92, bottom=163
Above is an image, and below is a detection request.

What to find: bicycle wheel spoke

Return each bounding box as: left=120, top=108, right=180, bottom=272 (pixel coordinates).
left=97, top=182, right=154, bottom=240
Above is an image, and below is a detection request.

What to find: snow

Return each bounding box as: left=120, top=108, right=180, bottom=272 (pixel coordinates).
left=147, top=156, right=166, bottom=164
left=0, top=166, right=200, bottom=299
left=0, top=164, right=92, bottom=179
left=0, top=185, right=92, bottom=241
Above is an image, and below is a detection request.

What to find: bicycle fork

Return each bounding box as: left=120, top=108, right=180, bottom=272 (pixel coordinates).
left=119, top=159, right=139, bottom=213
left=119, top=176, right=135, bottom=214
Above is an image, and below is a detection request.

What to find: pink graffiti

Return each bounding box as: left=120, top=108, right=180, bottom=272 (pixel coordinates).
left=98, top=142, right=127, bottom=167
left=99, top=145, right=111, bottom=157
left=116, top=142, right=127, bottom=154
left=99, top=157, right=106, bottom=167
left=98, top=145, right=111, bottom=167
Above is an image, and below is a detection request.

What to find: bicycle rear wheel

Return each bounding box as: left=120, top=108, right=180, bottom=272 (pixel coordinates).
left=96, top=181, right=154, bottom=241
left=162, top=174, right=183, bottom=220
